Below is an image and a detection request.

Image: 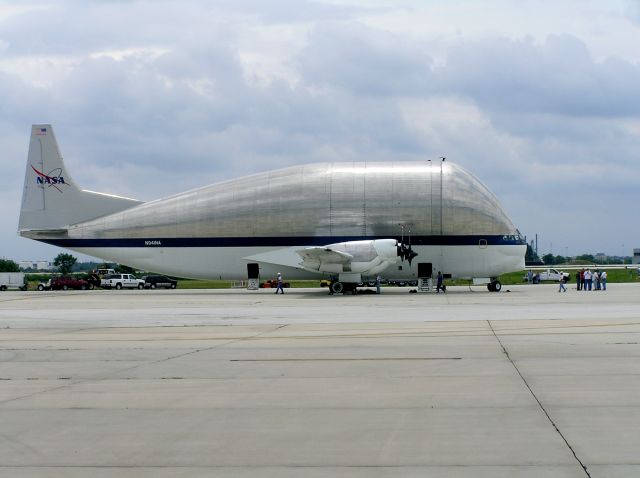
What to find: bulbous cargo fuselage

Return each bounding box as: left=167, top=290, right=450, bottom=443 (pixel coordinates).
left=43, top=161, right=525, bottom=280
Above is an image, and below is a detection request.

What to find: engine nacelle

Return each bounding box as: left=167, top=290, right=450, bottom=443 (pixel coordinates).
left=297, top=239, right=403, bottom=276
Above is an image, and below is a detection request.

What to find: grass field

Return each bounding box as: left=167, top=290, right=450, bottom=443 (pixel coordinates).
left=171, top=268, right=640, bottom=289
left=23, top=268, right=638, bottom=291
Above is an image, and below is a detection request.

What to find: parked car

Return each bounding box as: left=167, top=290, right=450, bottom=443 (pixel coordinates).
left=37, top=279, right=51, bottom=291
left=260, top=279, right=290, bottom=288
left=101, top=273, right=145, bottom=290
left=142, top=275, right=178, bottom=289
left=46, top=276, right=91, bottom=291
left=86, top=268, right=117, bottom=288
left=523, top=268, right=570, bottom=283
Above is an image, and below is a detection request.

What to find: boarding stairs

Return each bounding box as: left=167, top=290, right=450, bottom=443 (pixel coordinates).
left=418, top=277, right=432, bottom=292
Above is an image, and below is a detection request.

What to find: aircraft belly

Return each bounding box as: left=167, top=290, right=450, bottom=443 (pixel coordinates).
left=70, top=244, right=525, bottom=281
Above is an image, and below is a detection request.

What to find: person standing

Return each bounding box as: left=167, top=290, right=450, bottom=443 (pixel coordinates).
left=558, top=275, right=566, bottom=292
left=584, top=269, right=592, bottom=291
left=593, top=270, right=600, bottom=291
left=275, top=272, right=284, bottom=294
left=576, top=269, right=582, bottom=291
left=436, top=271, right=444, bottom=293
left=527, top=269, right=533, bottom=285
left=376, top=275, right=381, bottom=294
left=601, top=270, right=607, bottom=291
left=580, top=268, right=586, bottom=291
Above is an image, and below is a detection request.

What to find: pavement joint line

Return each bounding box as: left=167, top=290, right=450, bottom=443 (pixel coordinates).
left=0, top=324, right=288, bottom=406
left=487, top=319, right=592, bottom=478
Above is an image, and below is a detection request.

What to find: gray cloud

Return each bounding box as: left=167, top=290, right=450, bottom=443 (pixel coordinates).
left=1, top=0, right=639, bottom=260
left=297, top=22, right=433, bottom=97
left=438, top=34, right=640, bottom=117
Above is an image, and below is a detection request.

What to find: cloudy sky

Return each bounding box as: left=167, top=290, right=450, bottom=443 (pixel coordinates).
left=1, top=0, right=639, bottom=262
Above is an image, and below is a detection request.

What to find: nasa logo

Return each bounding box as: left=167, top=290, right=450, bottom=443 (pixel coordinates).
left=145, top=240, right=162, bottom=246
left=31, top=165, right=69, bottom=192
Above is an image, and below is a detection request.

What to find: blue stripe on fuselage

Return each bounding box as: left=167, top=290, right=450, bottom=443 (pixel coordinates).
left=39, top=235, right=526, bottom=248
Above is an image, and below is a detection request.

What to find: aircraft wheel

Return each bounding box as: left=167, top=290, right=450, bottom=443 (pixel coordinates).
left=330, top=282, right=344, bottom=294
left=487, top=280, right=501, bottom=292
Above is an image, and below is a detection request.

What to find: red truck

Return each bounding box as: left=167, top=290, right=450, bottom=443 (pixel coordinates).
left=38, top=276, right=91, bottom=291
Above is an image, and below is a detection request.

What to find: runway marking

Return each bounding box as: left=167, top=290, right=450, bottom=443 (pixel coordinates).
left=0, top=324, right=288, bottom=406
left=231, top=357, right=461, bottom=362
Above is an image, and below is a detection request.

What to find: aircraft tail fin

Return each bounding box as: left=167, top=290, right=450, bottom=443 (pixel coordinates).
left=18, top=124, right=143, bottom=234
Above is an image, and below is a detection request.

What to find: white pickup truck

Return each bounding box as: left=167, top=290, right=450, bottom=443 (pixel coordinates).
left=524, top=268, right=570, bottom=283
left=100, top=273, right=145, bottom=290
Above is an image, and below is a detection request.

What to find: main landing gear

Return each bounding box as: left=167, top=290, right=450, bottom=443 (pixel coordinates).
left=487, top=280, right=502, bottom=292
left=329, top=281, right=358, bottom=295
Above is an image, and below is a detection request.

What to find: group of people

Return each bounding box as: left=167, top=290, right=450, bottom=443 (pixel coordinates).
left=573, top=268, right=607, bottom=292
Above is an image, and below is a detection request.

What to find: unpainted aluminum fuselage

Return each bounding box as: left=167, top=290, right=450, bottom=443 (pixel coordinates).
left=27, top=161, right=526, bottom=280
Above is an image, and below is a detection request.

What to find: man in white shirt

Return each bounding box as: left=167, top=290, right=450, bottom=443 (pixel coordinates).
left=584, top=269, right=592, bottom=291
left=601, top=270, right=607, bottom=291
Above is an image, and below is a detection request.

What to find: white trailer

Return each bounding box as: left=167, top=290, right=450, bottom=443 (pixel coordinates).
left=0, top=272, right=27, bottom=291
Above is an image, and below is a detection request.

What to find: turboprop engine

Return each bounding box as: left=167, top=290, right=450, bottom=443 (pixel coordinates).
left=296, top=239, right=408, bottom=276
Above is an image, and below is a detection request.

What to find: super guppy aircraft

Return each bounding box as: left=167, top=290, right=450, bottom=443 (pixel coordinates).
left=19, top=124, right=526, bottom=292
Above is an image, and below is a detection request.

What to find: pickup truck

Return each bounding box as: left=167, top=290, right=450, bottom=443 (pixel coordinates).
left=101, top=273, right=145, bottom=290
left=524, top=268, right=570, bottom=283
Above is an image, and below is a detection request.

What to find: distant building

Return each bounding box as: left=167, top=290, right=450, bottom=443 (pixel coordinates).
left=633, top=249, right=640, bottom=265
left=595, top=253, right=607, bottom=263
left=18, top=260, right=53, bottom=271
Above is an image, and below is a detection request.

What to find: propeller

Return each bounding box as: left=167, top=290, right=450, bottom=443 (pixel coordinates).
left=396, top=230, right=418, bottom=265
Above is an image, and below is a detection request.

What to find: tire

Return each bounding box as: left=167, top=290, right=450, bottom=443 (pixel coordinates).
left=38, top=284, right=44, bottom=291
left=80, top=284, right=87, bottom=290
left=330, top=282, right=344, bottom=294
left=170, top=283, right=176, bottom=289
left=62, top=285, right=68, bottom=291
left=115, top=283, right=122, bottom=290
left=138, top=283, right=144, bottom=289
left=487, top=281, right=501, bottom=292
left=150, top=284, right=156, bottom=289
left=0, top=285, right=6, bottom=292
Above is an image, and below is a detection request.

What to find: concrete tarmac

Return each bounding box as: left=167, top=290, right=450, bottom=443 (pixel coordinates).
left=1, top=283, right=639, bottom=477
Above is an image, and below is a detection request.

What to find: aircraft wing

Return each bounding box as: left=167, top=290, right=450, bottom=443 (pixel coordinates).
left=296, top=247, right=353, bottom=264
